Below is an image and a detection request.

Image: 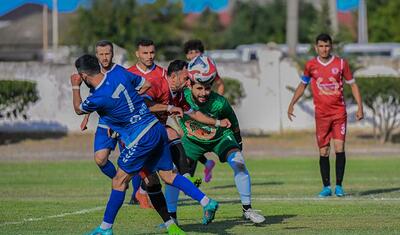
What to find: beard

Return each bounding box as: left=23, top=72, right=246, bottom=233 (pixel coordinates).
left=83, top=79, right=94, bottom=89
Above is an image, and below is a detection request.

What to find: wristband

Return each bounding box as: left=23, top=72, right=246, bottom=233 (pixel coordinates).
left=72, top=86, right=80, bottom=90
left=215, top=119, right=221, bottom=127
left=167, top=105, right=174, bottom=112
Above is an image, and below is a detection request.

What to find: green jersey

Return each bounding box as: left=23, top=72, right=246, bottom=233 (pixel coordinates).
left=179, top=88, right=239, bottom=144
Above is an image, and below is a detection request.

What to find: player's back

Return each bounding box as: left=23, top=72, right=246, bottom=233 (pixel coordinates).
left=84, top=64, right=158, bottom=148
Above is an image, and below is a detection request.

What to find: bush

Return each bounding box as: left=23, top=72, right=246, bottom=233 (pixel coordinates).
left=0, top=80, right=39, bottom=120
left=218, top=77, right=246, bottom=107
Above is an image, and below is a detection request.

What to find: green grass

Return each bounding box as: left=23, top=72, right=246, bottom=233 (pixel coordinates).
left=1, top=157, right=400, bottom=234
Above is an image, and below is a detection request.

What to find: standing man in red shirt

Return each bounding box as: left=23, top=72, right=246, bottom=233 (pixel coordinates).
left=287, top=33, right=364, bottom=197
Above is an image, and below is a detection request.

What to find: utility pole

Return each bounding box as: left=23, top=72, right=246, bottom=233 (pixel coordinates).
left=286, top=0, right=299, bottom=57
left=52, top=0, right=59, bottom=52
left=328, top=0, right=338, bottom=35
left=42, top=5, right=48, bottom=56
left=358, top=0, right=368, bottom=43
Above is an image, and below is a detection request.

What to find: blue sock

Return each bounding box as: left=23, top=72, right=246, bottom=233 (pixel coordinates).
left=131, top=175, right=142, bottom=196
left=227, top=151, right=251, bottom=205
left=99, top=160, right=117, bottom=179
left=103, top=189, right=126, bottom=224
left=165, top=184, right=180, bottom=213
left=171, top=174, right=205, bottom=202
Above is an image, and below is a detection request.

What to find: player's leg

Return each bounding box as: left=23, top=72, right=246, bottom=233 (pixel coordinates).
left=201, top=154, right=215, bottom=183
left=93, top=126, right=117, bottom=179
left=316, top=117, right=333, bottom=197
left=87, top=167, right=132, bottom=235
left=332, top=115, right=347, bottom=197
left=128, top=175, right=141, bottom=205
left=216, top=136, right=265, bottom=224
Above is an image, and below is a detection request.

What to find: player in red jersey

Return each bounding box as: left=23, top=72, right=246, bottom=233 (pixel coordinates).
left=287, top=33, right=364, bottom=197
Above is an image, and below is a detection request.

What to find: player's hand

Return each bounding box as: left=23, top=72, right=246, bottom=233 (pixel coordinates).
left=107, top=128, right=120, bottom=139
left=356, top=108, right=364, bottom=121
left=70, top=73, right=82, bottom=87
left=287, top=105, right=296, bottom=121
left=219, top=118, right=231, bottom=128
left=168, top=106, right=183, bottom=118
left=80, top=115, right=89, bottom=131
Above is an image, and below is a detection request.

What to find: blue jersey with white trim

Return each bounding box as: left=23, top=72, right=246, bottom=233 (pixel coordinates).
left=81, top=64, right=158, bottom=148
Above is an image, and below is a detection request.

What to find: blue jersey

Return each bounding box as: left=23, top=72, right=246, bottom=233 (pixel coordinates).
left=80, top=64, right=158, bottom=149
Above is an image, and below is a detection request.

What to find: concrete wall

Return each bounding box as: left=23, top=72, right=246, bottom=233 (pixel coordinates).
left=0, top=47, right=372, bottom=133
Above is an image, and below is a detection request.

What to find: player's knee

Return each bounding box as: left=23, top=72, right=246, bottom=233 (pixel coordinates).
left=112, top=176, right=128, bottom=191
left=158, top=170, right=176, bottom=184
left=143, top=173, right=161, bottom=188
left=94, top=150, right=109, bottom=166
left=227, top=151, right=247, bottom=173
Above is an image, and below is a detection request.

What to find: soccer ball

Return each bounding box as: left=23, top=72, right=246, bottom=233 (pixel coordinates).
left=188, top=55, right=217, bottom=84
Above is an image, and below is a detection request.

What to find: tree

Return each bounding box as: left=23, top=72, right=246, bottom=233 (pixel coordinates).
left=0, top=80, right=39, bottom=120
left=344, top=76, right=400, bottom=143
left=217, top=78, right=245, bottom=107
left=367, top=0, right=400, bottom=42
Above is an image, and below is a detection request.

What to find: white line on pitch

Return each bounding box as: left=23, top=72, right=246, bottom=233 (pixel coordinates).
left=0, top=206, right=104, bottom=227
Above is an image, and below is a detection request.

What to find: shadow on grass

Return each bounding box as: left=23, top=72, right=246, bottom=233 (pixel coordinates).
left=0, top=131, right=66, bottom=145
left=209, top=181, right=283, bottom=190
left=358, top=187, right=400, bottom=196
left=178, top=199, right=242, bottom=207
left=180, top=214, right=296, bottom=234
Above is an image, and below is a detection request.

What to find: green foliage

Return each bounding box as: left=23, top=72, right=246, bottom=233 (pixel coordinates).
left=69, top=0, right=185, bottom=60
left=367, top=0, right=400, bottom=42
left=0, top=80, right=39, bottom=119
left=218, top=78, right=245, bottom=107
left=344, top=76, right=400, bottom=143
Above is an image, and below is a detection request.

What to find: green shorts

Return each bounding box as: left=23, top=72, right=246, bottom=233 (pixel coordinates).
left=181, top=133, right=240, bottom=163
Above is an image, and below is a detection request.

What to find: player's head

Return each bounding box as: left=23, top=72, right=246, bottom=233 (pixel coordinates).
left=184, top=39, right=204, bottom=61
left=314, top=33, right=332, bottom=59
left=136, top=38, right=156, bottom=68
left=95, top=40, right=114, bottom=70
left=167, top=60, right=189, bottom=92
left=188, top=79, right=212, bottom=104
left=187, top=55, right=217, bottom=86
left=75, top=54, right=101, bottom=89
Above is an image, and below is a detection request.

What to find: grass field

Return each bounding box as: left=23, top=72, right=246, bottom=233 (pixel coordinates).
left=1, top=157, right=400, bottom=234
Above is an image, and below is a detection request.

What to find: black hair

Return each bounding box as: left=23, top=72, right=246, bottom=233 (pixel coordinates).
left=183, top=39, right=204, bottom=54
left=95, top=40, right=114, bottom=52
left=167, top=60, right=188, bottom=76
left=136, top=38, right=155, bottom=48
left=315, top=33, right=332, bottom=44
left=75, top=54, right=101, bottom=76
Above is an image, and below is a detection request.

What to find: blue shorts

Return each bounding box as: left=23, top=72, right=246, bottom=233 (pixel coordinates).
left=118, top=122, right=174, bottom=174
left=94, top=126, right=118, bottom=152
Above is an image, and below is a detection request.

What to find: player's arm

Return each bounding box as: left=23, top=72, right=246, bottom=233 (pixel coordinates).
left=214, top=75, right=225, bottom=95
left=342, top=59, right=364, bottom=121
left=71, top=74, right=85, bottom=115
left=288, top=79, right=308, bottom=121
left=80, top=113, right=90, bottom=131
left=137, top=79, right=151, bottom=95
left=187, top=110, right=231, bottom=128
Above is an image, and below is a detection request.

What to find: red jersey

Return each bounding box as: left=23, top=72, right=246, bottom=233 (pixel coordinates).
left=302, top=56, right=354, bottom=118
left=127, top=64, right=170, bottom=124
left=170, top=90, right=192, bottom=114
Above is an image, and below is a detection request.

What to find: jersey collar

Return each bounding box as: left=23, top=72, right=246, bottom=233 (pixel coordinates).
left=136, top=63, right=156, bottom=75
left=317, top=55, right=335, bottom=67
left=95, top=72, right=107, bottom=90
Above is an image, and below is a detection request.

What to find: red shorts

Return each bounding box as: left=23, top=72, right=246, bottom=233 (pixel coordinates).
left=315, top=114, right=347, bottom=148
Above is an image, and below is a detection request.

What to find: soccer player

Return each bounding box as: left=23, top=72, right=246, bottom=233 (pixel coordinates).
left=183, top=39, right=226, bottom=182
left=71, top=55, right=219, bottom=235
left=166, top=55, right=266, bottom=224
left=287, top=33, right=364, bottom=197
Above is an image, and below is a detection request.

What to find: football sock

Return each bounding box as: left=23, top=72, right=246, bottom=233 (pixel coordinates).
left=131, top=175, right=142, bottom=196
left=103, top=189, right=125, bottom=224
left=165, top=184, right=180, bottom=215
left=171, top=174, right=205, bottom=202
left=198, top=155, right=207, bottom=165
left=100, top=221, right=112, bottom=230
left=146, top=184, right=170, bottom=222
left=319, top=156, right=330, bottom=186
left=169, top=212, right=177, bottom=220
left=335, top=152, right=346, bottom=186
left=99, top=160, right=117, bottom=179
left=227, top=151, right=251, bottom=205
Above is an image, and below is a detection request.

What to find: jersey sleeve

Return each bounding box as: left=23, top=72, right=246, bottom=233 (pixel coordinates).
left=300, top=62, right=311, bottom=84
left=80, top=94, right=104, bottom=114
left=342, top=59, right=355, bottom=84
left=125, top=70, right=145, bottom=90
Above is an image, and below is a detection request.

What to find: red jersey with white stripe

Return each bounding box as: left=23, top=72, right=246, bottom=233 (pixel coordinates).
left=127, top=64, right=170, bottom=124
left=302, top=56, right=354, bottom=118
left=170, top=90, right=191, bottom=113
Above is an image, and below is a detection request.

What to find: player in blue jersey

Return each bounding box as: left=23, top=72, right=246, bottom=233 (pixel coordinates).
left=71, top=54, right=219, bottom=235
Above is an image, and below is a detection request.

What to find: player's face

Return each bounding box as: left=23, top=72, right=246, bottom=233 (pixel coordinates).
left=186, top=50, right=201, bottom=61
left=79, top=73, right=94, bottom=89
left=315, top=40, right=332, bottom=59
left=190, top=83, right=212, bottom=104
left=136, top=45, right=155, bottom=68
left=170, top=68, right=189, bottom=92
left=96, top=45, right=113, bottom=70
